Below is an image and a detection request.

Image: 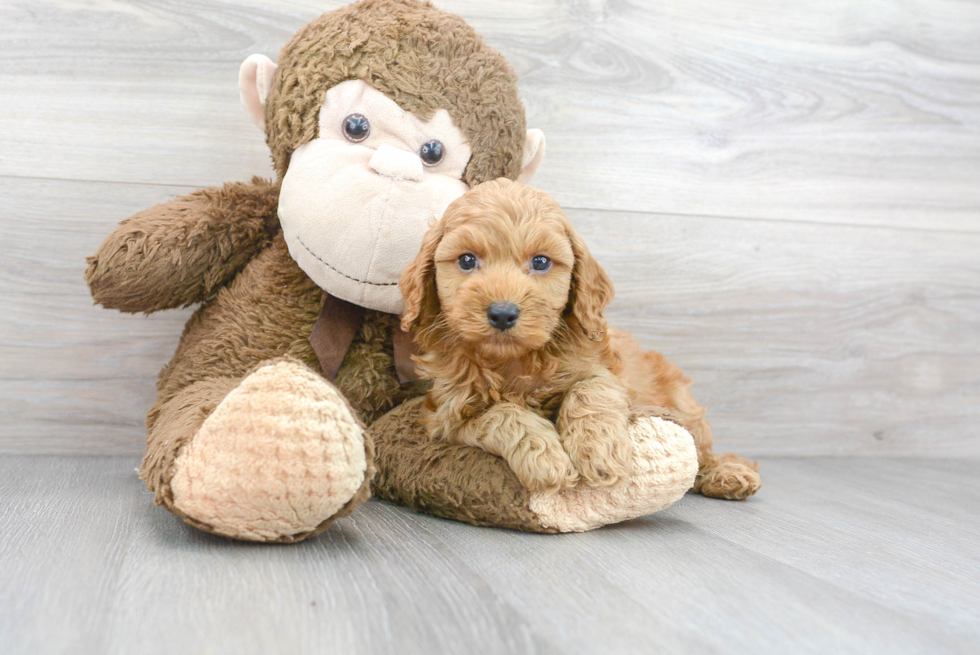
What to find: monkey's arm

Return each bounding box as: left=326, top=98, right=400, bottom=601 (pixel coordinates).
left=85, top=177, right=280, bottom=313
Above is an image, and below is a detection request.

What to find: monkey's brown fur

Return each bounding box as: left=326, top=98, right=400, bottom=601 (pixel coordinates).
left=265, top=0, right=526, bottom=185
left=401, top=180, right=761, bottom=500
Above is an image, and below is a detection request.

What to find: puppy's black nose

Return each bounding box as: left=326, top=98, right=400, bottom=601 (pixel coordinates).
left=486, top=302, right=520, bottom=331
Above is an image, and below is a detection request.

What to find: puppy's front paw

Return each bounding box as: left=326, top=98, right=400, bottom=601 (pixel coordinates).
left=508, top=431, right=580, bottom=494
left=561, top=416, right=633, bottom=488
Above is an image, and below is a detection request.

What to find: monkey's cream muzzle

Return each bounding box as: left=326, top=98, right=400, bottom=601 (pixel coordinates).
left=369, top=144, right=424, bottom=182
left=278, top=80, right=471, bottom=314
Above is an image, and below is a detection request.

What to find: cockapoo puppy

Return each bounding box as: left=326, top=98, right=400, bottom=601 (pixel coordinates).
left=400, top=178, right=761, bottom=498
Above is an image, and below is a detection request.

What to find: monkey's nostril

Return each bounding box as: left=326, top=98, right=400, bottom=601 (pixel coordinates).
left=486, top=302, right=520, bottom=331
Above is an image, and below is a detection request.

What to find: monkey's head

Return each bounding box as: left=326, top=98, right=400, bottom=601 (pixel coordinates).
left=238, top=0, right=545, bottom=314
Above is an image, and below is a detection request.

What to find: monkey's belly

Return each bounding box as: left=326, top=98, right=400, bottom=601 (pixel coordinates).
left=155, top=234, right=402, bottom=421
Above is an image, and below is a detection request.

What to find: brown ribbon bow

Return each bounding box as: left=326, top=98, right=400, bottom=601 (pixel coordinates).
left=309, top=293, right=421, bottom=384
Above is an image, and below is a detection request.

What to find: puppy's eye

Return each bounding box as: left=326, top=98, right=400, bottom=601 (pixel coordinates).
left=342, top=114, right=370, bottom=142
left=420, top=140, right=444, bottom=166
left=457, top=253, right=478, bottom=271
left=530, top=255, right=552, bottom=272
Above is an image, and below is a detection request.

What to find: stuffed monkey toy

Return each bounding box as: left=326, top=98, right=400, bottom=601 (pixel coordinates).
left=86, top=0, right=758, bottom=543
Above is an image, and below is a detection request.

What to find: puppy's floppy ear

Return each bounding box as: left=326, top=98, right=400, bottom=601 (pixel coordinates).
left=566, top=228, right=614, bottom=341
left=400, top=222, right=445, bottom=332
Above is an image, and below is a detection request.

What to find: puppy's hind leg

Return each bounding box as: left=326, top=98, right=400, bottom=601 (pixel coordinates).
left=624, top=341, right=761, bottom=500
left=679, top=412, right=762, bottom=500
left=671, top=392, right=761, bottom=500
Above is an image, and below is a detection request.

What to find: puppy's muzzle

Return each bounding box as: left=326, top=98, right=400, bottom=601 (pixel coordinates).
left=486, top=302, right=520, bottom=332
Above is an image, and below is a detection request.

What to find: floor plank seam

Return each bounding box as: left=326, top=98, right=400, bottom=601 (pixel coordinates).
left=558, top=203, right=980, bottom=236
left=0, top=173, right=203, bottom=190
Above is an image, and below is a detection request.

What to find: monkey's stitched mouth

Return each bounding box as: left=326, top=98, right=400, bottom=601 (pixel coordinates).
left=296, top=235, right=399, bottom=287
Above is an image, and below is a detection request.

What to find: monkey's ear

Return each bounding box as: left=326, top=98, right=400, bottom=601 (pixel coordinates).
left=239, top=54, right=278, bottom=131
left=517, top=129, right=546, bottom=184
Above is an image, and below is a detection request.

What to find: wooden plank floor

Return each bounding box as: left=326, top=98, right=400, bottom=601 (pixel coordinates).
left=1, top=455, right=977, bottom=654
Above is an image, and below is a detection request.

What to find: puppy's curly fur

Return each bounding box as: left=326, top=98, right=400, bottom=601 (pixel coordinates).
left=401, top=178, right=761, bottom=498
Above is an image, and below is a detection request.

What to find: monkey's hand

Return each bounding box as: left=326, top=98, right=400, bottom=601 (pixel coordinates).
left=85, top=177, right=280, bottom=313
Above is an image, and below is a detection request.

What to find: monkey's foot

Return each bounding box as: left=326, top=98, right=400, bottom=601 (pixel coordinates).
left=371, top=399, right=700, bottom=532
left=528, top=415, right=699, bottom=532
left=693, top=453, right=761, bottom=500
left=169, top=360, right=372, bottom=542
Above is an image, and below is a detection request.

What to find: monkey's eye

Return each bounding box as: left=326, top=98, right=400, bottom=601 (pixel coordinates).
left=457, top=253, right=478, bottom=272
left=342, top=114, right=370, bottom=142
left=530, top=255, right=552, bottom=272
left=420, top=140, right=444, bottom=166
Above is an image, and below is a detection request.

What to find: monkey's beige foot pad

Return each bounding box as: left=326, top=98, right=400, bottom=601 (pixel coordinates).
left=170, top=360, right=368, bottom=542
left=529, top=416, right=698, bottom=532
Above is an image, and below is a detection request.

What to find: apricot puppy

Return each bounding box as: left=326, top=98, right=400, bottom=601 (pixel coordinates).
left=400, top=178, right=761, bottom=498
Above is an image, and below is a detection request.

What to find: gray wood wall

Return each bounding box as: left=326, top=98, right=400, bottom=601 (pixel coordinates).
left=2, top=0, right=978, bottom=457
